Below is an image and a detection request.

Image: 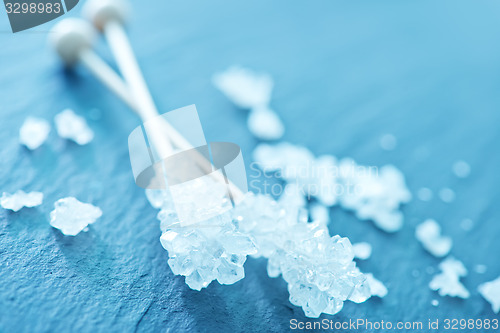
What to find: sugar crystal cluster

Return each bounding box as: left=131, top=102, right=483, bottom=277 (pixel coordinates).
left=153, top=179, right=258, bottom=291
left=55, top=109, right=94, bottom=145
left=253, top=142, right=411, bottom=232
left=19, top=117, right=51, bottom=150
left=1, top=190, right=43, bottom=212
left=429, top=257, right=470, bottom=299
left=50, top=197, right=102, bottom=236
left=233, top=193, right=371, bottom=317
left=415, top=219, right=452, bottom=257
left=213, top=66, right=284, bottom=140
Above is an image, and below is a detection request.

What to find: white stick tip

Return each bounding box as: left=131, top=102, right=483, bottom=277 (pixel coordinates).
left=83, top=0, right=130, bottom=31
left=49, top=18, right=96, bottom=65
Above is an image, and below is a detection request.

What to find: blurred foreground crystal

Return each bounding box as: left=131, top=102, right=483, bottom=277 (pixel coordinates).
left=213, top=66, right=284, bottom=140
left=415, top=219, right=452, bottom=257
left=1, top=190, right=43, bottom=212
left=253, top=142, right=411, bottom=232
left=19, top=117, right=50, bottom=150
left=55, top=109, right=94, bottom=145
left=478, top=276, right=500, bottom=314
left=50, top=197, right=102, bottom=236
left=429, top=257, right=470, bottom=299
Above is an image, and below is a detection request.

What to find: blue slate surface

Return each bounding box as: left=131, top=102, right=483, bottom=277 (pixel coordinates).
left=1, top=1, right=499, bottom=332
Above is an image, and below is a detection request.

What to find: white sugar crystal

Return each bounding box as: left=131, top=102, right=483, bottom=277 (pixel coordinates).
left=429, top=257, right=470, bottom=299
left=19, top=117, right=50, bottom=150
left=379, top=134, right=397, bottom=151
left=415, top=219, right=452, bottom=257
left=431, top=299, right=439, bottom=306
left=417, top=187, right=433, bottom=201
left=1, top=190, right=43, bottom=212
left=365, top=273, right=388, bottom=298
left=55, top=109, right=94, bottom=145
left=213, top=66, right=273, bottom=109
left=234, top=193, right=370, bottom=318
left=247, top=107, right=284, bottom=140
left=452, top=160, right=471, bottom=178
left=352, top=242, right=372, bottom=260
left=439, top=188, right=455, bottom=203
left=253, top=142, right=411, bottom=232
left=213, top=66, right=284, bottom=141
left=478, top=276, right=500, bottom=314
left=50, top=197, right=102, bottom=236
left=339, top=160, right=411, bottom=232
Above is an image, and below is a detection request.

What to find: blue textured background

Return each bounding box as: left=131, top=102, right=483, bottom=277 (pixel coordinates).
left=1, top=1, right=499, bottom=332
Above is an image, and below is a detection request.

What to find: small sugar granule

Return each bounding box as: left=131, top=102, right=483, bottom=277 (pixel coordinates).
left=429, top=257, right=470, bottom=299
left=1, top=190, right=43, bottom=212
left=19, top=117, right=51, bottom=150
left=352, top=242, right=372, bottom=260
left=452, top=160, right=471, bottom=178
left=478, top=276, right=500, bottom=314
left=54, top=109, right=94, bottom=145
left=50, top=197, right=102, bottom=236
left=415, top=219, right=452, bottom=257
left=379, top=134, right=397, bottom=151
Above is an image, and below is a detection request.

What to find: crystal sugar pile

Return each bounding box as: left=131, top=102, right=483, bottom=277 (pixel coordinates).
left=19, top=117, right=51, bottom=150
left=50, top=197, right=102, bottom=236
left=233, top=193, right=371, bottom=318
left=429, top=257, right=470, bottom=299
left=153, top=178, right=258, bottom=291
left=213, top=66, right=284, bottom=140
left=253, top=142, right=411, bottom=232
left=1, top=190, right=43, bottom=212
left=54, top=109, right=94, bottom=145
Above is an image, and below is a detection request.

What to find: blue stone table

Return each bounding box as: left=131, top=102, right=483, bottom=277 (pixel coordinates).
left=0, top=1, right=499, bottom=332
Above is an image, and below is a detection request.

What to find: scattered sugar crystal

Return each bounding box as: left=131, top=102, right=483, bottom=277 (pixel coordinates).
left=431, top=299, right=439, bottom=306
left=439, top=188, right=455, bottom=203
left=365, top=273, right=388, bottom=298
left=417, top=188, right=433, bottom=201
left=213, top=66, right=273, bottom=109
left=247, top=107, right=284, bottom=140
left=478, top=276, right=500, bottom=314
left=452, top=160, right=471, bottom=178
left=253, top=142, right=411, bottom=232
left=54, top=109, right=94, bottom=145
left=460, top=218, right=474, bottom=231
left=213, top=66, right=284, bottom=140
left=352, top=242, right=372, bottom=260
left=379, top=134, right=397, bottom=151
left=309, top=203, right=330, bottom=224
left=415, top=219, right=452, bottom=257
left=339, top=160, right=411, bottom=232
left=474, top=264, right=487, bottom=274
left=50, top=197, right=102, bottom=236
left=1, top=190, right=43, bottom=212
left=19, top=117, right=51, bottom=150
left=429, top=257, right=470, bottom=299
